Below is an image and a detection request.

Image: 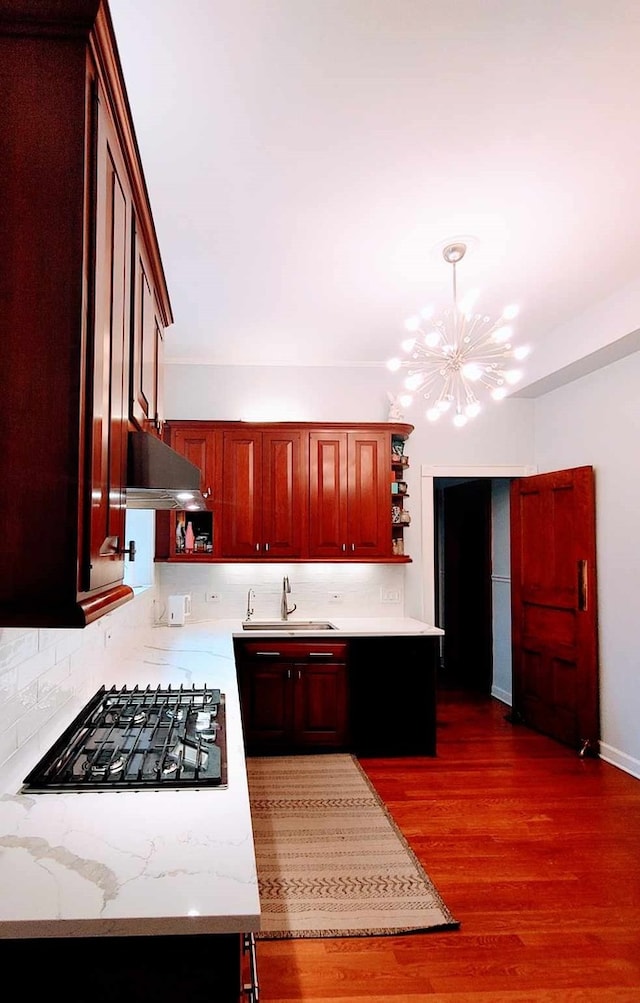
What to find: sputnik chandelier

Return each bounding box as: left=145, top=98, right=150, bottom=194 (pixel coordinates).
left=387, top=242, right=530, bottom=427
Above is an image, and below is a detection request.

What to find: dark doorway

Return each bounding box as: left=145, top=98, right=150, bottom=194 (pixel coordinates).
left=436, top=478, right=493, bottom=693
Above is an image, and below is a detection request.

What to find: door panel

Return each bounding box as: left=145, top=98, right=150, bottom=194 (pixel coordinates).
left=511, top=466, right=599, bottom=752
left=262, top=429, right=306, bottom=557
left=222, top=432, right=263, bottom=557
left=347, top=431, right=388, bottom=556
left=308, top=432, right=348, bottom=557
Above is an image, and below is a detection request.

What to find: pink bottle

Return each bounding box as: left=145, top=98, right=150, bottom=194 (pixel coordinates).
left=185, top=521, right=195, bottom=553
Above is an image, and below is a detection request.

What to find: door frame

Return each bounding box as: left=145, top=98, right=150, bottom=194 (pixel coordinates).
left=420, top=464, right=536, bottom=624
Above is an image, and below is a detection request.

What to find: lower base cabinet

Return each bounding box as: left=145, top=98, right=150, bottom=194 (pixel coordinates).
left=348, top=636, right=438, bottom=756
left=234, top=634, right=439, bottom=757
left=0, top=932, right=248, bottom=1002
left=234, top=640, right=349, bottom=753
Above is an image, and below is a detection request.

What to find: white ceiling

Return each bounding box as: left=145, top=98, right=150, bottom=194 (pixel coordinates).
left=109, top=0, right=640, bottom=377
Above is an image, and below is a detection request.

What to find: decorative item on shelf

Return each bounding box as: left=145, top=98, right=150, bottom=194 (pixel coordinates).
left=399, top=509, right=411, bottom=525
left=386, top=392, right=405, bottom=422
left=392, top=538, right=404, bottom=556
left=391, top=437, right=405, bottom=456
left=387, top=240, right=530, bottom=427
left=175, top=513, right=186, bottom=554
left=392, top=505, right=402, bottom=524
left=185, top=520, right=195, bottom=553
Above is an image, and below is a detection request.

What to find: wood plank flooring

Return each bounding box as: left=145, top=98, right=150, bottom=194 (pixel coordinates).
left=255, top=691, right=640, bottom=1002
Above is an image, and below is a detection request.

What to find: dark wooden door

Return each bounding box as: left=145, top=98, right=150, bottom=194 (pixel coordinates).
left=239, top=660, right=291, bottom=750
left=308, top=431, right=349, bottom=558
left=87, top=85, right=131, bottom=593
left=440, top=479, right=493, bottom=692
left=261, top=428, right=307, bottom=558
left=294, top=660, right=348, bottom=748
left=221, top=430, right=263, bottom=557
left=510, top=465, right=599, bottom=753
left=347, top=431, right=389, bottom=557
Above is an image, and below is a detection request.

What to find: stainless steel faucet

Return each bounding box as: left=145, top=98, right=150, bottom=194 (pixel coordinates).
left=246, top=588, right=255, bottom=621
left=280, top=576, right=297, bottom=620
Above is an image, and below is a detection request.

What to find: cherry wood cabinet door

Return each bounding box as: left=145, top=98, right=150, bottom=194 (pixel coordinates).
left=130, top=222, right=165, bottom=434
left=261, top=428, right=307, bottom=558
left=294, top=660, right=348, bottom=748
left=309, top=430, right=390, bottom=558
left=347, top=430, right=389, bottom=557
left=221, top=431, right=264, bottom=557
left=170, top=426, right=221, bottom=504
left=308, top=431, right=349, bottom=558
left=239, top=660, right=292, bottom=750
left=86, top=84, right=132, bottom=594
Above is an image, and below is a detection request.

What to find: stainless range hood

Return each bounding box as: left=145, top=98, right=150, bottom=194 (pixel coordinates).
left=126, top=431, right=207, bottom=510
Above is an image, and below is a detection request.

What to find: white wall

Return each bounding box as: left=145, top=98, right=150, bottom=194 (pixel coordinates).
left=534, top=348, right=640, bottom=778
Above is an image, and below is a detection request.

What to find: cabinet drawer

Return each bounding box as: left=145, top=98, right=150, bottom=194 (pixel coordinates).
left=239, top=641, right=348, bottom=660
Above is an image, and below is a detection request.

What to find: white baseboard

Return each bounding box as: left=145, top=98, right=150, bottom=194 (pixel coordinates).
left=491, top=685, right=512, bottom=706
left=599, top=742, right=640, bottom=780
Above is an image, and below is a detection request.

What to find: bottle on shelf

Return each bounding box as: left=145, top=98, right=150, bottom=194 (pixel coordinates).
left=185, top=521, right=195, bottom=553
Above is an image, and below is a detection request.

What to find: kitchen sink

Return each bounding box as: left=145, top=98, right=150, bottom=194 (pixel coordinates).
left=242, top=620, right=337, bottom=631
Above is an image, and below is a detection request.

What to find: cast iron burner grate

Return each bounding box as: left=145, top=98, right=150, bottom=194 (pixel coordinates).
left=22, top=684, right=228, bottom=792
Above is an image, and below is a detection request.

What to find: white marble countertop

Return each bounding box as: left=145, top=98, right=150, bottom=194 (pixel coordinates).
left=229, top=615, right=444, bottom=637
left=0, top=615, right=440, bottom=940
left=0, top=622, right=259, bottom=939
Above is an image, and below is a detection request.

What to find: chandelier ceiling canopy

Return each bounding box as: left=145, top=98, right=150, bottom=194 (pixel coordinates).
left=387, top=242, right=530, bottom=427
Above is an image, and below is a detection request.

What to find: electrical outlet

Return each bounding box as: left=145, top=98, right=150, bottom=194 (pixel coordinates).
left=206, top=592, right=221, bottom=603
left=381, top=587, right=401, bottom=603
left=328, top=592, right=343, bottom=602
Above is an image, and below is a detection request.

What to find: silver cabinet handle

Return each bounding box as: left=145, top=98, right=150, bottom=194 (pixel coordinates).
left=309, top=652, right=333, bottom=658
left=255, top=651, right=281, bottom=657
left=264, top=542, right=269, bottom=551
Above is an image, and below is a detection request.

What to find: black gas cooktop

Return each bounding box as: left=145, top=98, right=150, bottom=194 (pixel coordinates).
left=22, top=684, right=227, bottom=792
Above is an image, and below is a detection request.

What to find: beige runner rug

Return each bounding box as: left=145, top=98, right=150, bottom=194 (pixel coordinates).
left=246, top=753, right=459, bottom=939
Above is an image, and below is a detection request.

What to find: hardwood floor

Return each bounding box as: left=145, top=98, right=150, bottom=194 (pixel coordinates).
left=255, top=691, right=640, bottom=1002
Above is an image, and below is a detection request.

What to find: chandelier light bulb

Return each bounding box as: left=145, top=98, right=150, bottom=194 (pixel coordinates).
left=461, top=362, right=482, bottom=381
left=491, top=325, right=512, bottom=343
left=386, top=240, right=528, bottom=426
left=399, top=393, right=413, bottom=408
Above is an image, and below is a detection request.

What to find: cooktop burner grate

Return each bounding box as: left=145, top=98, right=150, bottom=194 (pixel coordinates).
left=22, top=684, right=228, bottom=792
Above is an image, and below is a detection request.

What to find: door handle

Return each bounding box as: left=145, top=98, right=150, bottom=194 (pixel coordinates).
left=577, top=559, right=588, bottom=611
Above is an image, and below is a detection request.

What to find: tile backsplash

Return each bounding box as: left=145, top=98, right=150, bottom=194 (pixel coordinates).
left=156, top=562, right=406, bottom=623
left=0, top=589, right=156, bottom=774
